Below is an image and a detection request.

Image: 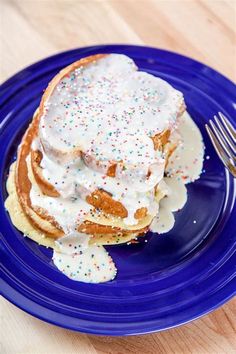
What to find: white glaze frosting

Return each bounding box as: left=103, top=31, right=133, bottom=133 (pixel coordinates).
left=51, top=109, right=204, bottom=283
left=55, top=233, right=90, bottom=253
left=166, top=111, right=204, bottom=183
left=150, top=177, right=187, bottom=233
left=30, top=112, right=204, bottom=237
left=26, top=53, right=205, bottom=284
left=39, top=152, right=163, bottom=226
left=33, top=54, right=184, bottom=228
left=39, top=54, right=183, bottom=170
left=28, top=155, right=92, bottom=235
left=30, top=112, right=204, bottom=283
left=53, top=245, right=117, bottom=283
left=150, top=112, right=204, bottom=233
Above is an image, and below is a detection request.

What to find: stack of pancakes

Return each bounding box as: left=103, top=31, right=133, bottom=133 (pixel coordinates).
left=5, top=54, right=185, bottom=248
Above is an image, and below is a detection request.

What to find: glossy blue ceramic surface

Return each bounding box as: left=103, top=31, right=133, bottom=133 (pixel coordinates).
left=0, top=45, right=235, bottom=335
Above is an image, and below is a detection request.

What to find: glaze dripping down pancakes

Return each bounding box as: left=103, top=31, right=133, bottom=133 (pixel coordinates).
left=5, top=54, right=203, bottom=283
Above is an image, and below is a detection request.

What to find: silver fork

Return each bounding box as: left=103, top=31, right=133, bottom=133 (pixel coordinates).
left=205, top=112, right=236, bottom=178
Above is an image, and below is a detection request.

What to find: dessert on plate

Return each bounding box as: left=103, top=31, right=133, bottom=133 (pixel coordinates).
left=5, top=54, right=204, bottom=283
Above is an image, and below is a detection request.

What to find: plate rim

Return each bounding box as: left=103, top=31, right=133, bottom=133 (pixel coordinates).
left=0, top=44, right=235, bottom=336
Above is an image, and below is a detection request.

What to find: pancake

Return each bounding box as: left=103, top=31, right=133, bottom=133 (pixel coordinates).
left=31, top=148, right=148, bottom=219
left=14, top=110, right=153, bottom=236
left=6, top=53, right=185, bottom=252
left=5, top=162, right=150, bottom=248
left=37, top=54, right=185, bottom=168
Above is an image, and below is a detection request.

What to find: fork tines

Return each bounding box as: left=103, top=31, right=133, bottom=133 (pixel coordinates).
left=205, top=112, right=236, bottom=177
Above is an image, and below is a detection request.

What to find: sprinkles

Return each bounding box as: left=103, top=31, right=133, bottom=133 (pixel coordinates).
left=40, top=54, right=183, bottom=168
left=53, top=245, right=117, bottom=283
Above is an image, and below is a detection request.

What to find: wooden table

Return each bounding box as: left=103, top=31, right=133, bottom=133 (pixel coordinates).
left=0, top=1, right=235, bottom=353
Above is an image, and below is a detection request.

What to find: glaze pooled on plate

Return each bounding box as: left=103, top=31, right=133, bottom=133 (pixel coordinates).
left=53, top=244, right=117, bottom=283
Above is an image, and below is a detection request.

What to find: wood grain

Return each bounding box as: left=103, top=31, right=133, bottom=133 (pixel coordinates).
left=0, top=0, right=235, bottom=353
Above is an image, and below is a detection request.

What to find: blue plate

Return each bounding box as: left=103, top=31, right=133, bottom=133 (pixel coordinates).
left=0, top=45, right=235, bottom=335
